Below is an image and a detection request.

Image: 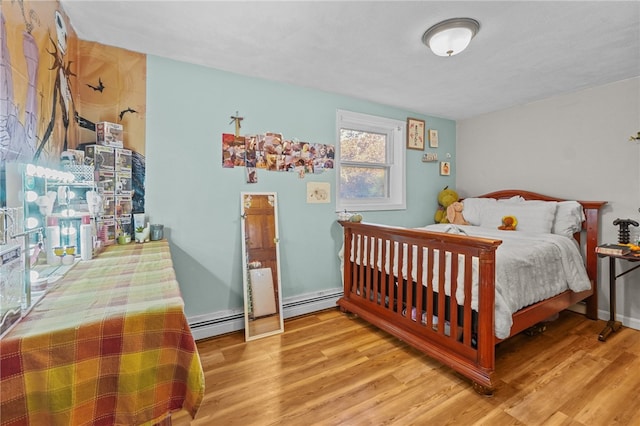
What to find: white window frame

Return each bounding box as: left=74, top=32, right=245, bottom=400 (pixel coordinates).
left=335, top=109, right=406, bottom=212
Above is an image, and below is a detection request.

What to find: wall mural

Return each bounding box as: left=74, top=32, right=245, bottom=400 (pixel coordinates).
left=1, top=0, right=147, bottom=212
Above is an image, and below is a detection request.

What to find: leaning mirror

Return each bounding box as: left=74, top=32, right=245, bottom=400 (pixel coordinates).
left=240, top=192, right=284, bottom=341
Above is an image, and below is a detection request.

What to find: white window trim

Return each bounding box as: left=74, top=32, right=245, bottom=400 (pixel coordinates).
left=336, top=109, right=406, bottom=212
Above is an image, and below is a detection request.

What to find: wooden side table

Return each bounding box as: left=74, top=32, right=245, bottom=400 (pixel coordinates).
left=597, top=251, right=640, bottom=341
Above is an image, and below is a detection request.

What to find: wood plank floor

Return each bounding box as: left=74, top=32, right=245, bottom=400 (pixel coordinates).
left=173, top=308, right=640, bottom=425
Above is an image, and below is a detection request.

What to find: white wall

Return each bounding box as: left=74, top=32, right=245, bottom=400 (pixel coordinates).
left=457, top=77, right=640, bottom=329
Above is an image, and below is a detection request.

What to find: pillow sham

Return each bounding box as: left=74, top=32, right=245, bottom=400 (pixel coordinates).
left=460, top=197, right=497, bottom=226
left=462, top=196, right=584, bottom=237
left=497, top=195, right=525, bottom=203
left=552, top=201, right=585, bottom=237
left=479, top=202, right=558, bottom=234
left=496, top=197, right=584, bottom=237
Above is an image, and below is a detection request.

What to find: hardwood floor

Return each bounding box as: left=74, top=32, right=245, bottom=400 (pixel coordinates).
left=172, top=308, right=640, bottom=425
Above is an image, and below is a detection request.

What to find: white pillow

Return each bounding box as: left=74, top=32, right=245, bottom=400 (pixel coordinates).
left=479, top=202, right=558, bottom=234
left=552, top=201, right=585, bottom=237
left=497, top=195, right=525, bottom=203
left=462, top=196, right=584, bottom=236
left=461, top=198, right=497, bottom=226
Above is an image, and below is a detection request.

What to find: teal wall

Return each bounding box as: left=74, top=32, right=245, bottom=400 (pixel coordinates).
left=145, top=55, right=456, bottom=318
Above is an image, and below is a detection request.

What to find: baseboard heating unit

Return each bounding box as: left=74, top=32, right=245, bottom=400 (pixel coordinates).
left=188, top=288, right=341, bottom=341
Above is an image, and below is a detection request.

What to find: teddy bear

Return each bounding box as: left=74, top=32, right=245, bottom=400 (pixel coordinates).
left=498, top=215, right=518, bottom=231
left=434, top=186, right=463, bottom=224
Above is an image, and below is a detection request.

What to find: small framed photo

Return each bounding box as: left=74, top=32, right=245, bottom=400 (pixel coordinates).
left=440, top=161, right=450, bottom=176
left=406, top=118, right=425, bottom=150
left=428, top=129, right=439, bottom=148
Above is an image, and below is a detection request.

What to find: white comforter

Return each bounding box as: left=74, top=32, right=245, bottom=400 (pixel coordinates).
left=341, top=224, right=592, bottom=339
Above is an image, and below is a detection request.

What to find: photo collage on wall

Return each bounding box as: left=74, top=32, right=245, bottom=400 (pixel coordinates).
left=222, top=133, right=335, bottom=183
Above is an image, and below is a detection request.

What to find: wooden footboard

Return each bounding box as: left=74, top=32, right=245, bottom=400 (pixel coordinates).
left=338, top=222, right=502, bottom=392
left=337, top=190, right=605, bottom=393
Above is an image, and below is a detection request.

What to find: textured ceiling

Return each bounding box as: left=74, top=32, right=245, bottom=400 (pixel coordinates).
left=60, top=0, right=640, bottom=120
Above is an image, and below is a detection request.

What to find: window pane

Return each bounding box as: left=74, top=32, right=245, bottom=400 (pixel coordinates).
left=336, top=110, right=405, bottom=212
left=339, top=129, right=387, bottom=164
left=340, top=166, right=387, bottom=199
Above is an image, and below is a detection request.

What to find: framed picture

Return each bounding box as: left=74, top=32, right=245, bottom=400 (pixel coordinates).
left=406, top=118, right=425, bottom=150
left=440, top=161, right=450, bottom=176
left=429, top=129, right=439, bottom=148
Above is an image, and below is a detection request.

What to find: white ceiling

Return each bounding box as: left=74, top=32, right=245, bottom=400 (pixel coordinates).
left=60, top=0, right=640, bottom=121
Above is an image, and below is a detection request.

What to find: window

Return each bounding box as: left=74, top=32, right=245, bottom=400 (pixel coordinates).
left=336, top=110, right=406, bottom=212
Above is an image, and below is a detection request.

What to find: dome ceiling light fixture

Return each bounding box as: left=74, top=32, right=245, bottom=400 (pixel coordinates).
left=422, top=18, right=480, bottom=57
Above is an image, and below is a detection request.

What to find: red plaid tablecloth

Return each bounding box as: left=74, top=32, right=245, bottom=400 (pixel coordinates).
left=0, top=241, right=204, bottom=425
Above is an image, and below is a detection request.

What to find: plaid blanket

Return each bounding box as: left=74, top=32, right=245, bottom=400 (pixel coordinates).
left=0, top=241, right=204, bottom=425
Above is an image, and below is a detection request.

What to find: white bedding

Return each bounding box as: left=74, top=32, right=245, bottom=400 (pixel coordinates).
left=341, top=224, right=592, bottom=339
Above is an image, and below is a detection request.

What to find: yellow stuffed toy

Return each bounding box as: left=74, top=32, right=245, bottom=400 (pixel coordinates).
left=498, top=215, right=518, bottom=231
left=434, top=186, right=460, bottom=224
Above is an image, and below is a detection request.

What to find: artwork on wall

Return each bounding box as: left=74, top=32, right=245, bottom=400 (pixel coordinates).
left=222, top=134, right=247, bottom=168
left=246, top=167, right=258, bottom=184
left=76, top=41, right=147, bottom=156
left=429, top=129, right=439, bottom=148
left=306, top=182, right=330, bottom=204
left=422, top=152, right=438, bottom=162
left=1, top=2, right=72, bottom=171
left=1, top=1, right=147, bottom=210
left=407, top=118, right=425, bottom=150
left=222, top=133, right=335, bottom=179
left=440, top=161, right=451, bottom=176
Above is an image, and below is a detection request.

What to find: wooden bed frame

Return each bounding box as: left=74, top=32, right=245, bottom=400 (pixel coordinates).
left=337, top=190, right=606, bottom=394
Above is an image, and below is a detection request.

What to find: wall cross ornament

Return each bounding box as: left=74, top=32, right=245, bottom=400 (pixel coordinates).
left=230, top=111, right=244, bottom=137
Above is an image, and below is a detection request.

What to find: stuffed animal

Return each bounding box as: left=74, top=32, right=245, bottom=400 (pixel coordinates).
left=498, top=215, right=518, bottom=231
left=434, top=186, right=460, bottom=223
left=446, top=201, right=469, bottom=225
left=434, top=206, right=447, bottom=223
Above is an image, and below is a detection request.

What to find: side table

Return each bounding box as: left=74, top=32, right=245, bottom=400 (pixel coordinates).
left=597, top=251, right=640, bottom=341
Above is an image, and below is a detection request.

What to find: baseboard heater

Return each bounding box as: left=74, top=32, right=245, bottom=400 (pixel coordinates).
left=188, top=288, right=342, bottom=341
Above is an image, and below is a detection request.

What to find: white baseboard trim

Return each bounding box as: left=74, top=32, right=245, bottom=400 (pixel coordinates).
left=597, top=309, right=640, bottom=331
left=567, top=303, right=640, bottom=331
left=188, top=288, right=342, bottom=341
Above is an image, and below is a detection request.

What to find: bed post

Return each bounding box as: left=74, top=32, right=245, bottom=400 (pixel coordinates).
left=475, top=248, right=497, bottom=395
left=580, top=201, right=607, bottom=320
left=341, top=222, right=353, bottom=306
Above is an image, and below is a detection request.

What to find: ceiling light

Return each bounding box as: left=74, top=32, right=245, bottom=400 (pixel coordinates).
left=422, top=18, right=480, bottom=57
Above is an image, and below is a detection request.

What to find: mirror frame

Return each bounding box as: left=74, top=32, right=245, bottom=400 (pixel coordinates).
left=240, top=192, right=284, bottom=341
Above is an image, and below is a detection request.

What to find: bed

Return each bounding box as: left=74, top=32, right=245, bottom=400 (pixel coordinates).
left=337, top=190, right=606, bottom=394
